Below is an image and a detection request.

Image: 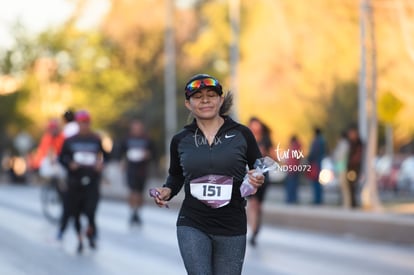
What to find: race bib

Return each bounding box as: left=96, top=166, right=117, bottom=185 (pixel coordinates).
left=73, top=151, right=97, bottom=166
left=126, top=148, right=146, bottom=162
left=190, top=175, right=233, bottom=208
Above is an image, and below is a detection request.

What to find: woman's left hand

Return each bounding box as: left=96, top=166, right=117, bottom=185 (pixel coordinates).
left=247, top=170, right=265, bottom=188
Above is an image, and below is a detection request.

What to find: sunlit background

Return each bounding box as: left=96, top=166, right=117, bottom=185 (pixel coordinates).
left=1, top=2, right=414, bottom=274
left=1, top=0, right=414, bottom=186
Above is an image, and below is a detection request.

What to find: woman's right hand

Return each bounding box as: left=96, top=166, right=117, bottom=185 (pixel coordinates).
left=153, top=187, right=172, bottom=208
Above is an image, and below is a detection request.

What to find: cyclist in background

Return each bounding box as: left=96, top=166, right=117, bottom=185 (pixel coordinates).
left=31, top=119, right=65, bottom=179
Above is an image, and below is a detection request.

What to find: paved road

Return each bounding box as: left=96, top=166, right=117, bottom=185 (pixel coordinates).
left=100, top=172, right=414, bottom=244
left=0, top=183, right=413, bottom=275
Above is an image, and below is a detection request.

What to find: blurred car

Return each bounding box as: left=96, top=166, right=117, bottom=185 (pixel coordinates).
left=1, top=153, right=28, bottom=183
left=309, top=154, right=414, bottom=194
left=319, top=157, right=338, bottom=190
left=375, top=154, right=405, bottom=192
left=397, top=156, right=414, bottom=192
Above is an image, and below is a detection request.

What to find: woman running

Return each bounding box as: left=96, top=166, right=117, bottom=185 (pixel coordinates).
left=151, top=74, right=264, bottom=275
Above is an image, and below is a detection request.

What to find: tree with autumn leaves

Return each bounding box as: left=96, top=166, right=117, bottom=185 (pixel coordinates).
left=1, top=0, right=414, bottom=160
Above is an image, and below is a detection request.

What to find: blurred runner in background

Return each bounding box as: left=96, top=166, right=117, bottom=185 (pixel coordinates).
left=113, top=119, right=154, bottom=226
left=55, top=109, right=80, bottom=240
left=62, top=109, right=79, bottom=138
left=247, top=116, right=276, bottom=247
left=58, top=110, right=109, bottom=253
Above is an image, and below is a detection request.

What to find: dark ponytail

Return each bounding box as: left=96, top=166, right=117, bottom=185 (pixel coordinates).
left=219, top=91, right=233, bottom=116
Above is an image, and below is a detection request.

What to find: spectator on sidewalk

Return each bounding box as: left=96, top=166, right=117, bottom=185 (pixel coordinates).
left=346, top=125, right=363, bottom=208
left=306, top=127, right=326, bottom=205
left=284, top=135, right=302, bottom=204
left=332, top=130, right=350, bottom=208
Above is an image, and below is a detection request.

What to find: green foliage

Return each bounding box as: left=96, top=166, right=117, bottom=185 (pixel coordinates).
left=3, top=25, right=139, bottom=132
left=0, top=92, right=30, bottom=132
left=0, top=23, right=37, bottom=140
left=65, top=32, right=138, bottom=127
left=0, top=23, right=41, bottom=75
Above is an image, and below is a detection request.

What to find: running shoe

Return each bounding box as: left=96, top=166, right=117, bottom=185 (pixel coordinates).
left=56, top=231, right=63, bottom=241
left=86, top=227, right=96, bottom=249
left=249, top=236, right=257, bottom=247
left=77, top=242, right=83, bottom=254
left=130, top=213, right=142, bottom=226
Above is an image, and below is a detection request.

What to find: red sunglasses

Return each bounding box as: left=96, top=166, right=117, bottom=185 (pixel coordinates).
left=185, top=77, right=221, bottom=98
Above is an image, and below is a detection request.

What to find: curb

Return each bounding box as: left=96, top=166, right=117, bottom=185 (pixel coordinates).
left=262, top=204, right=414, bottom=245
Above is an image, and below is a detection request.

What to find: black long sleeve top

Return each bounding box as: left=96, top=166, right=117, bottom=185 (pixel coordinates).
left=164, top=116, right=261, bottom=236
left=59, top=132, right=109, bottom=187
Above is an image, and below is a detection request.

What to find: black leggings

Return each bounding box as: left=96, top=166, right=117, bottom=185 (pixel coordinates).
left=177, top=226, right=246, bottom=275
left=59, top=184, right=99, bottom=237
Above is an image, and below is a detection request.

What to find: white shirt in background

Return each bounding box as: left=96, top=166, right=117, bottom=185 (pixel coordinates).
left=63, top=121, right=79, bottom=138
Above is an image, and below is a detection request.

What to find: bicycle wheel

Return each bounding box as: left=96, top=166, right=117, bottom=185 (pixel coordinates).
left=41, top=179, right=62, bottom=224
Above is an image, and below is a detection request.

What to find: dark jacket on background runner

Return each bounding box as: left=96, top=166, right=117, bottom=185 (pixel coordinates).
left=59, top=133, right=108, bottom=187
left=58, top=132, right=109, bottom=236
left=115, top=135, right=155, bottom=191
